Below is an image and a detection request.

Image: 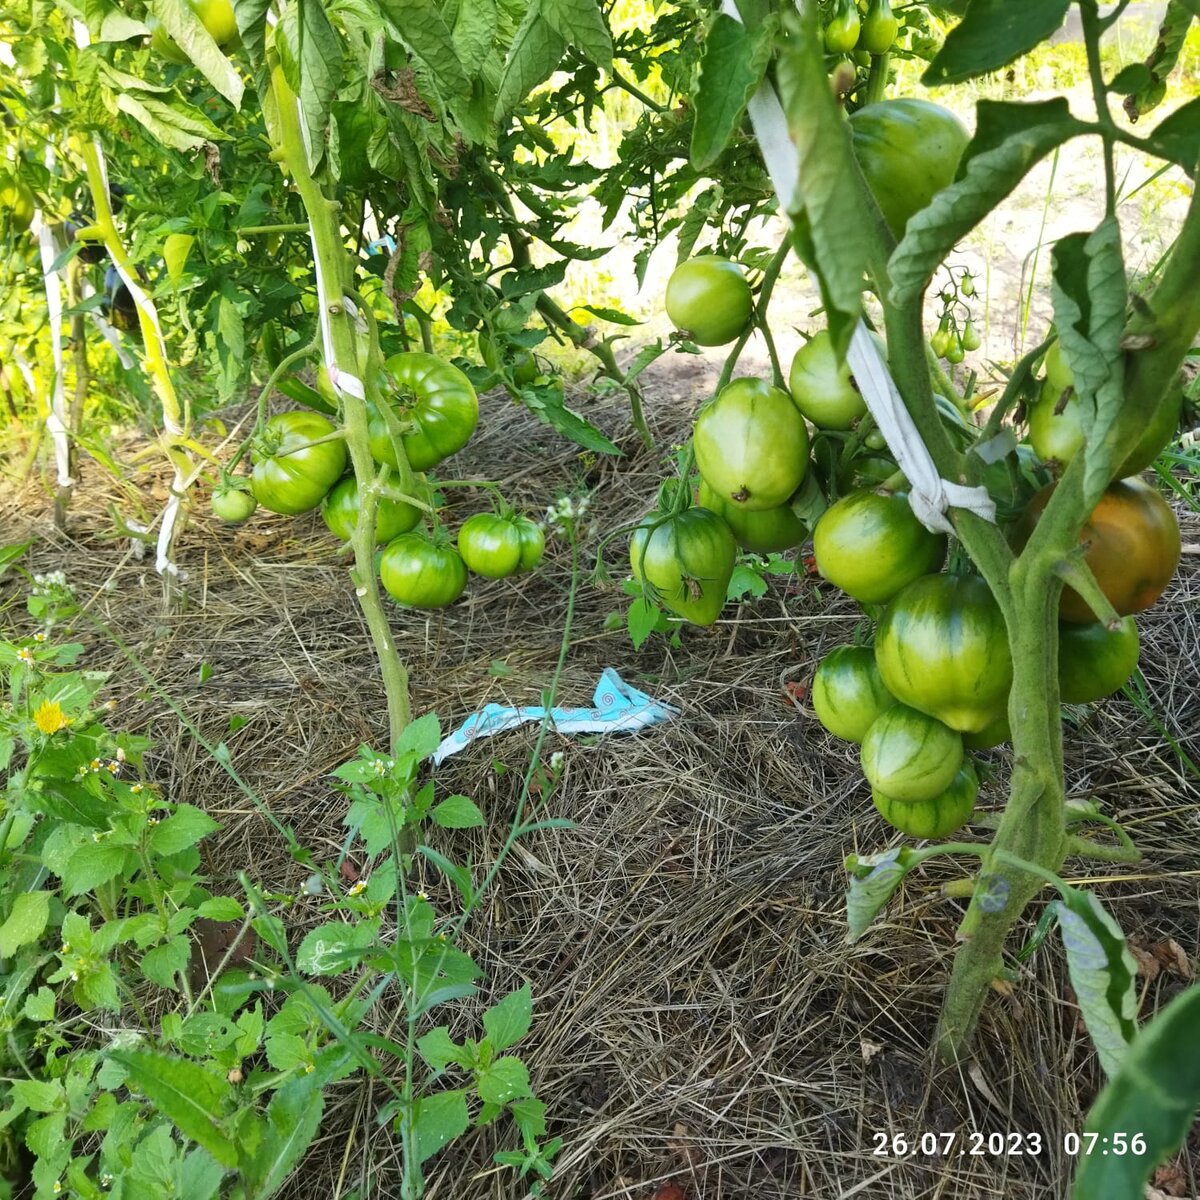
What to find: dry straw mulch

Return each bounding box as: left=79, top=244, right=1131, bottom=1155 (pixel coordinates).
left=2, top=371, right=1198, bottom=1200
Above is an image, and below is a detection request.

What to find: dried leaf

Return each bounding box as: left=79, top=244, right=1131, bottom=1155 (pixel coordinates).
left=860, top=1037, right=884, bottom=1064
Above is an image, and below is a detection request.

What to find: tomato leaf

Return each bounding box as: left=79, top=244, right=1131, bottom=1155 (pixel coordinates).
left=1073, top=985, right=1200, bottom=1200
left=149, top=0, right=244, bottom=106
left=1139, top=97, right=1200, bottom=173
left=451, top=0, right=497, bottom=75
left=494, top=6, right=566, bottom=120
left=923, top=0, right=1071, bottom=87
left=845, top=847, right=921, bottom=942
left=889, top=100, right=1086, bottom=305
left=1053, top=888, right=1138, bottom=1078
left=276, top=0, right=343, bottom=168
left=689, top=13, right=772, bottom=171
left=377, top=0, right=469, bottom=96
left=539, top=0, right=612, bottom=68
left=776, top=7, right=871, bottom=353
left=626, top=596, right=660, bottom=651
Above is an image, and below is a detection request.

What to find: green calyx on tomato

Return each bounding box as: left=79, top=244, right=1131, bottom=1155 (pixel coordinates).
left=211, top=485, right=257, bottom=524
left=250, top=412, right=347, bottom=515
left=861, top=703, right=963, bottom=804
left=320, top=475, right=421, bottom=544
left=477, top=332, right=539, bottom=386
left=372, top=352, right=479, bottom=472
left=812, top=645, right=897, bottom=744
left=696, top=481, right=806, bottom=555
left=1058, top=616, right=1139, bottom=705
left=693, top=377, right=810, bottom=511
left=849, top=99, right=970, bottom=239
left=630, top=507, right=736, bottom=626
left=824, top=0, right=861, bottom=52
left=873, top=761, right=977, bottom=839
left=812, top=489, right=947, bottom=605
left=664, top=255, right=753, bottom=347
left=0, top=172, right=35, bottom=233
left=875, top=573, right=1013, bottom=734
left=860, top=0, right=899, bottom=55
left=457, top=512, right=544, bottom=579
left=380, top=534, right=467, bottom=609
left=1019, top=476, right=1181, bottom=624
left=788, top=330, right=867, bottom=431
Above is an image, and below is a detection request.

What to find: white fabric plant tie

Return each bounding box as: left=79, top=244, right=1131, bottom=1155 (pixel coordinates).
left=74, top=20, right=188, bottom=579
left=34, top=214, right=73, bottom=488
left=719, top=0, right=994, bottom=535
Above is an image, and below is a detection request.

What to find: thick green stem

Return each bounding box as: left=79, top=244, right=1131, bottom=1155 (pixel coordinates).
left=864, top=52, right=890, bottom=105
left=268, top=65, right=412, bottom=746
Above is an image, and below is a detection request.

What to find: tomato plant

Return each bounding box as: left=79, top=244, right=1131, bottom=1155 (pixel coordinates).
left=1021, top=477, right=1182, bottom=623
left=250, top=412, right=347, bottom=515
left=860, top=704, right=963, bottom=804
left=812, top=490, right=946, bottom=604
left=664, top=255, right=753, bottom=347
left=812, top=645, right=896, bottom=743
left=848, top=100, right=970, bottom=238
left=875, top=574, right=1013, bottom=734
left=693, top=378, right=810, bottom=511
left=320, top=476, right=421, bottom=544
left=788, top=330, right=867, bottom=430
left=380, top=534, right=468, bottom=609
left=629, top=508, right=736, bottom=626
left=373, top=353, right=480, bottom=473
left=872, top=761, right=977, bottom=840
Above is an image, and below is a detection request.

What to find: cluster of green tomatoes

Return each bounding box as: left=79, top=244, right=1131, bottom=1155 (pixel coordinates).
left=212, top=350, right=544, bottom=609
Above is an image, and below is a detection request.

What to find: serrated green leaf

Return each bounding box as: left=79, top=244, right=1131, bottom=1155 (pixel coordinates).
left=1073, top=984, right=1200, bottom=1200
left=1140, top=96, right=1200, bottom=172
left=776, top=8, right=869, bottom=350
left=1053, top=890, right=1138, bottom=1079
left=295, top=921, right=373, bottom=976
left=923, top=0, right=1071, bottom=86
left=164, top=233, right=195, bottom=287
left=111, top=1051, right=238, bottom=1167
left=889, top=100, right=1086, bottom=305
left=726, top=562, right=768, bottom=602
left=689, top=13, right=771, bottom=170
left=277, top=0, right=343, bottom=167
left=494, top=7, right=566, bottom=119
left=577, top=304, right=641, bottom=326
left=416, top=1025, right=466, bottom=1071
left=539, top=0, right=612, bottom=67
left=432, top=794, right=484, bottom=830
left=114, top=92, right=227, bottom=151
left=395, top=711, right=442, bottom=762
left=0, top=891, right=50, bottom=957
left=627, top=597, right=659, bottom=651
left=1050, top=218, right=1127, bottom=497
left=245, top=1069, right=325, bottom=1195
left=476, top=1055, right=531, bottom=1105
left=149, top=804, right=220, bottom=856
left=197, top=897, right=245, bottom=921
left=61, top=842, right=129, bottom=897
left=413, top=1088, right=469, bottom=1163
left=483, top=983, right=533, bottom=1052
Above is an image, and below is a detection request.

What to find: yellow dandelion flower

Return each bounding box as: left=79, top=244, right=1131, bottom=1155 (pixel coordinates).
left=33, top=700, right=70, bottom=735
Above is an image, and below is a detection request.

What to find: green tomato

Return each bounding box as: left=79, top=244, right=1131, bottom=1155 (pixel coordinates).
left=824, top=0, right=861, bottom=52
left=812, top=645, right=897, bottom=743
left=863, top=429, right=888, bottom=452
left=860, top=0, right=899, bottom=54
left=788, top=331, right=867, bottom=431
left=943, top=334, right=965, bottom=364
left=664, top=256, right=753, bottom=347
left=930, top=315, right=953, bottom=358
left=1058, top=616, right=1139, bottom=705
left=457, top=513, right=523, bottom=579
left=380, top=534, right=467, bottom=609
left=960, top=320, right=981, bottom=352
left=875, top=573, right=1013, bottom=734
left=962, top=712, right=1010, bottom=750
left=373, top=352, right=479, bottom=472
left=477, top=332, right=539, bottom=386
left=861, top=704, right=963, bottom=804
left=1043, top=339, right=1073, bottom=393
left=630, top=508, right=737, bottom=626
left=693, top=378, right=810, bottom=512
left=512, top=516, right=546, bottom=572
left=849, top=99, right=970, bottom=238
left=812, top=490, right=946, bottom=605
left=320, top=476, right=421, bottom=544
left=873, top=761, right=977, bottom=839
left=0, top=172, right=35, bottom=233
left=211, top=486, right=257, bottom=524
left=250, top=412, right=347, bottom=515
left=696, top=481, right=806, bottom=555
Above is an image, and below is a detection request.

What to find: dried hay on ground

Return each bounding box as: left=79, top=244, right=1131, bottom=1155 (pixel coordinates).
left=2, top=378, right=1198, bottom=1200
